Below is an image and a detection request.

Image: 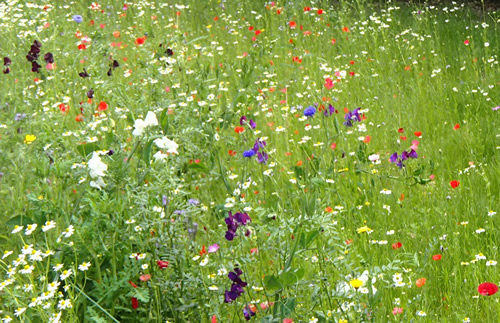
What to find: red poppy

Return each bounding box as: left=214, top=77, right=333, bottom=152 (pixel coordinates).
left=132, top=297, right=139, bottom=309
left=478, top=282, right=498, bottom=296
left=228, top=150, right=237, bottom=156
left=330, top=142, right=337, bottom=150
left=234, top=126, right=244, bottom=133
left=77, top=44, right=86, bottom=50
left=450, top=180, right=460, bottom=189
left=289, top=21, right=296, bottom=29
left=324, top=78, right=334, bottom=90
left=342, top=26, right=350, bottom=32
left=317, top=9, right=324, bottom=15
left=98, top=101, right=108, bottom=111
left=200, top=245, right=206, bottom=256
left=135, top=37, right=146, bottom=45
left=75, top=114, right=84, bottom=122
left=414, top=131, right=422, bottom=137
left=432, top=254, right=442, bottom=261
left=363, top=136, right=371, bottom=143
left=464, top=40, right=470, bottom=46
left=453, top=123, right=460, bottom=130
left=255, top=30, right=262, bottom=36
left=157, top=260, right=169, bottom=269
left=331, top=38, right=336, bottom=45
left=398, top=128, right=404, bottom=133
left=392, top=242, right=402, bottom=249
left=58, top=103, right=70, bottom=113
left=303, top=7, right=311, bottom=12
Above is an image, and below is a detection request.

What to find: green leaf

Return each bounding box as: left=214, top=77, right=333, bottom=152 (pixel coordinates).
left=141, top=139, right=155, bottom=166
left=298, top=229, right=320, bottom=249
left=282, top=268, right=304, bottom=288
left=275, top=297, right=296, bottom=317
left=264, top=275, right=282, bottom=291
left=133, top=287, right=150, bottom=303
left=187, top=163, right=208, bottom=172
left=7, top=215, right=34, bottom=226
left=77, top=143, right=99, bottom=157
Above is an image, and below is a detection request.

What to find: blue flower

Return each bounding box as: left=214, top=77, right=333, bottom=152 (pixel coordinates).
left=73, top=15, right=83, bottom=23
left=304, top=106, right=316, bottom=117
left=243, top=150, right=256, bottom=158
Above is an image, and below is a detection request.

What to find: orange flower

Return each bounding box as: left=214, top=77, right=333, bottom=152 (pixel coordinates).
left=234, top=126, right=245, bottom=133
left=416, top=278, right=426, bottom=288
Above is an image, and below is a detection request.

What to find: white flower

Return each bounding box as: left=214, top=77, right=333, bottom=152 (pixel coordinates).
left=486, top=260, right=497, bottom=266
left=132, top=118, right=147, bottom=136
left=47, top=281, right=60, bottom=292
left=200, top=258, right=209, bottom=266
left=416, top=310, right=426, bottom=317
left=60, top=269, right=73, bottom=281
left=53, top=263, right=64, bottom=272
left=2, top=250, right=13, bottom=259
left=42, top=221, right=56, bottom=232
left=380, top=188, right=392, bottom=195
left=132, top=111, right=158, bottom=136
left=154, top=136, right=179, bottom=154
left=48, top=312, right=62, bottom=323
left=78, top=262, right=91, bottom=271
left=14, top=308, right=26, bottom=317
left=11, top=225, right=24, bottom=234
left=25, top=224, right=37, bottom=235
left=62, top=225, right=74, bottom=238
left=90, top=176, right=106, bottom=189
left=208, top=285, right=218, bottom=290
left=88, top=152, right=107, bottom=178
left=57, top=299, right=72, bottom=310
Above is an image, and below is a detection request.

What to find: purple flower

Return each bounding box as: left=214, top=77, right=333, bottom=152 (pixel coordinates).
left=324, top=104, right=336, bottom=117
left=343, top=108, right=361, bottom=127
left=249, top=119, right=256, bottom=129
left=243, top=305, right=256, bottom=321
left=224, top=267, right=247, bottom=303
left=188, top=198, right=199, bottom=206
left=240, top=116, right=247, bottom=125
left=73, top=15, right=83, bottom=23
left=257, top=152, right=268, bottom=164
left=389, top=152, right=399, bottom=164
left=14, top=113, right=26, bottom=121
left=304, top=106, right=316, bottom=117
left=492, top=106, right=500, bottom=111
left=162, top=195, right=168, bottom=206
left=243, top=150, right=256, bottom=158
left=224, top=211, right=251, bottom=241
left=253, top=138, right=266, bottom=153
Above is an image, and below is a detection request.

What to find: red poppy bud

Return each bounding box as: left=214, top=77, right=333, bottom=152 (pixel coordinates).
left=132, top=297, right=139, bottom=309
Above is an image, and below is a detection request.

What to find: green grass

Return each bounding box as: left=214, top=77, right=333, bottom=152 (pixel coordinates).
left=0, top=0, right=499, bottom=322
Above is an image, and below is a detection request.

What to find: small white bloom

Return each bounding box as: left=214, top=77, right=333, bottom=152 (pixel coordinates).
left=154, top=136, right=179, bottom=154
left=78, top=262, right=91, bottom=271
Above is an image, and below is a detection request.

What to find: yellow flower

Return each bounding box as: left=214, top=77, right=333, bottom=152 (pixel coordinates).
left=349, top=279, right=363, bottom=289
left=24, top=134, right=36, bottom=144
left=339, top=320, right=348, bottom=323
left=356, top=226, right=372, bottom=234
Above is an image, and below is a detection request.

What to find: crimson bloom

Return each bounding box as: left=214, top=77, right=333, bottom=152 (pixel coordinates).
left=132, top=297, right=139, bottom=309
left=157, top=260, right=169, bottom=269
left=450, top=180, right=460, bottom=189
left=478, top=282, right=498, bottom=296
left=432, top=254, right=442, bottom=261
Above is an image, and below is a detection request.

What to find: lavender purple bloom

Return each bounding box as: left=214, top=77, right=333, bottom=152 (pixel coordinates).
left=343, top=108, right=362, bottom=127
left=390, top=149, right=418, bottom=168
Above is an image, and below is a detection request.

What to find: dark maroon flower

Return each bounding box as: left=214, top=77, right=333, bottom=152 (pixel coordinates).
left=86, top=88, right=94, bottom=99
left=79, top=69, right=89, bottom=78
left=43, top=52, right=54, bottom=64
left=3, top=57, right=11, bottom=66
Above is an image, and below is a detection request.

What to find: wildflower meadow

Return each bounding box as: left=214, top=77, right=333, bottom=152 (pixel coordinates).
left=0, top=0, right=499, bottom=322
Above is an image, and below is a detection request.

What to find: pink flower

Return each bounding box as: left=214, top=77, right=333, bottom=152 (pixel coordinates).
left=140, top=274, right=151, bottom=282
left=392, top=307, right=403, bottom=315
left=208, top=244, right=219, bottom=253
